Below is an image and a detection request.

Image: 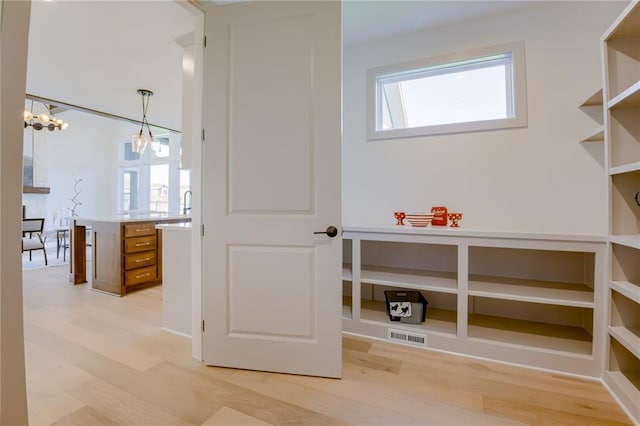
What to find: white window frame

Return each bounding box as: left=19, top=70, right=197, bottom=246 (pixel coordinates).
left=367, top=41, right=528, bottom=140
left=117, top=133, right=182, bottom=214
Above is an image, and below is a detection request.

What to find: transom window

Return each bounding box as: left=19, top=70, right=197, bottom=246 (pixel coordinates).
left=368, top=42, right=527, bottom=140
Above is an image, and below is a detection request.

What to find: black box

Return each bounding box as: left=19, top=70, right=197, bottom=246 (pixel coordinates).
left=384, top=290, right=428, bottom=324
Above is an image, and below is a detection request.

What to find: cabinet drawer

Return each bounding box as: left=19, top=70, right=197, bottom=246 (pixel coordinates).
left=124, top=251, right=156, bottom=270
left=124, top=222, right=156, bottom=238
left=125, top=265, right=157, bottom=286
left=124, top=235, right=156, bottom=254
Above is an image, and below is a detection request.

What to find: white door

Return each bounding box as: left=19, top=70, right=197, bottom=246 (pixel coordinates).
left=201, top=1, right=342, bottom=378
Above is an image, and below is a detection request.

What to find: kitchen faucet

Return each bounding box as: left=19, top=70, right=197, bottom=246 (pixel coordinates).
left=183, top=190, right=193, bottom=215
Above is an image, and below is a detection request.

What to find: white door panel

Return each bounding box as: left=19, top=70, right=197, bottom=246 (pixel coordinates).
left=202, top=1, right=341, bottom=378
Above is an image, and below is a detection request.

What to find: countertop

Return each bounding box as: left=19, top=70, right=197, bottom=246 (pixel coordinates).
left=156, top=222, right=192, bottom=232
left=76, top=213, right=191, bottom=225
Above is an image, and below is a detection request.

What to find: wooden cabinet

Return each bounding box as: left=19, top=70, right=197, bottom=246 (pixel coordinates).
left=85, top=218, right=188, bottom=296
left=602, top=1, right=640, bottom=422
left=342, top=227, right=606, bottom=377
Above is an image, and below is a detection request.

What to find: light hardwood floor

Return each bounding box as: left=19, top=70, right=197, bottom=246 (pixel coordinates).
left=23, top=265, right=631, bottom=425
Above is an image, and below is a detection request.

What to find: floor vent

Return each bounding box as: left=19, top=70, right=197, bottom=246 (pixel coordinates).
left=387, top=328, right=428, bottom=347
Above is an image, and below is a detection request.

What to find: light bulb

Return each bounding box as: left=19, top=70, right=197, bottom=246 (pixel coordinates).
left=38, top=113, right=50, bottom=123
left=61, top=122, right=69, bottom=130
left=24, top=111, right=33, bottom=121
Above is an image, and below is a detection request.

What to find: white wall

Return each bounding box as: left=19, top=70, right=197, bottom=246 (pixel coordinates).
left=342, top=1, right=627, bottom=235
left=45, top=110, right=123, bottom=225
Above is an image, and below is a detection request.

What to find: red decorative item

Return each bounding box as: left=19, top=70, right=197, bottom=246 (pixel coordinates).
left=448, top=212, right=463, bottom=227
left=394, top=211, right=406, bottom=226
left=431, top=205, right=448, bottom=226
left=405, top=213, right=434, bottom=227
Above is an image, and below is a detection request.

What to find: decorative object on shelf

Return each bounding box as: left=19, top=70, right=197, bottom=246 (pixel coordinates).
left=448, top=212, right=463, bottom=227
left=24, top=101, right=69, bottom=131
left=394, top=211, right=406, bottom=226
left=430, top=205, right=448, bottom=226
left=131, top=89, right=156, bottom=154
left=69, top=175, right=82, bottom=218
left=405, top=213, right=434, bottom=227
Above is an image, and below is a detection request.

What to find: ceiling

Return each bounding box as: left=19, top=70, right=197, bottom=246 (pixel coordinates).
left=27, top=1, right=196, bottom=131
left=26, top=1, right=541, bottom=131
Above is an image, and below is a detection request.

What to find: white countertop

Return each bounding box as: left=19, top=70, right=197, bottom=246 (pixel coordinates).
left=156, top=222, right=192, bottom=232
left=76, top=213, right=191, bottom=225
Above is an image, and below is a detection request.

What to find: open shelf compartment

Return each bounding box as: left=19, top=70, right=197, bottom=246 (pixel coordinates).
left=606, top=338, right=640, bottom=422
left=360, top=283, right=457, bottom=337
left=611, top=243, right=640, bottom=303
left=468, top=246, right=595, bottom=308
left=608, top=102, right=640, bottom=168
left=360, top=240, right=457, bottom=293
left=610, top=290, right=640, bottom=360
left=611, top=170, right=640, bottom=237
left=468, top=296, right=593, bottom=356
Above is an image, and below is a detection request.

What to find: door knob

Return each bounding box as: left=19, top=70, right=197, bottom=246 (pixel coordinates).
left=314, top=226, right=338, bottom=238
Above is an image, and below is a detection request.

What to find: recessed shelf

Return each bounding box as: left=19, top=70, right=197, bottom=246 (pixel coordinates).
left=609, top=162, right=640, bottom=175
left=342, top=264, right=352, bottom=281
left=468, top=313, right=592, bottom=356
left=610, top=326, right=640, bottom=360
left=360, top=298, right=457, bottom=337
left=604, top=371, right=640, bottom=419
left=360, top=265, right=457, bottom=293
left=343, top=295, right=352, bottom=320
left=611, top=281, right=640, bottom=305
left=580, top=126, right=604, bottom=143
left=580, top=88, right=603, bottom=107
left=468, top=275, right=594, bottom=308
left=609, top=81, right=640, bottom=109
left=610, top=236, right=640, bottom=250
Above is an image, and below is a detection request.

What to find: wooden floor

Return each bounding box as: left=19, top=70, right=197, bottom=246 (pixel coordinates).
left=23, top=265, right=631, bottom=426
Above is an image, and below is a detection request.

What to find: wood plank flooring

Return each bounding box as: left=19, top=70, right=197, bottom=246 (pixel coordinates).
left=23, top=265, right=631, bottom=425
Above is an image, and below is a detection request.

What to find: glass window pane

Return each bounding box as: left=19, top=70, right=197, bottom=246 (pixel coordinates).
left=152, top=136, right=170, bottom=158
left=124, top=141, right=140, bottom=161
left=150, top=164, right=169, bottom=212
left=123, top=169, right=139, bottom=211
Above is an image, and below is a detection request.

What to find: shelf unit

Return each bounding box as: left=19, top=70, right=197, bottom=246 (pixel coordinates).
left=342, top=227, right=606, bottom=376
left=579, top=88, right=604, bottom=143
left=602, top=1, right=640, bottom=423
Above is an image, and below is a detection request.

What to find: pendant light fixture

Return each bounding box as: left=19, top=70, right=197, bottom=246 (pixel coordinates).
left=24, top=102, right=69, bottom=131
left=132, top=89, right=154, bottom=154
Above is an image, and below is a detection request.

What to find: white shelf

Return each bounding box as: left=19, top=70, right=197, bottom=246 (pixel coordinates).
left=342, top=264, right=352, bottom=281
left=580, top=126, right=604, bottom=143
left=468, top=313, right=592, bottom=356
left=580, top=88, right=603, bottom=107
left=611, top=281, right=640, bottom=305
left=360, top=298, right=457, bottom=336
left=610, top=235, right=640, bottom=250
left=468, top=275, right=594, bottom=308
left=360, top=265, right=457, bottom=294
left=343, top=296, right=352, bottom=320
left=610, top=326, right=640, bottom=361
left=609, top=162, right=640, bottom=175
left=604, top=371, right=640, bottom=422
left=609, top=81, right=640, bottom=109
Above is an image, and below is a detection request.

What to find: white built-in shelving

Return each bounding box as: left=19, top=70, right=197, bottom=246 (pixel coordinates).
left=342, top=227, right=606, bottom=377
left=602, top=1, right=640, bottom=423
left=579, top=88, right=605, bottom=143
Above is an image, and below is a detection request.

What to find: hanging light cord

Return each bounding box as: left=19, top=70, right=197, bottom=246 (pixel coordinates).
left=140, top=90, right=154, bottom=141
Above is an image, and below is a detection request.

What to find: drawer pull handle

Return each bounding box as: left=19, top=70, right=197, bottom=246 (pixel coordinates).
left=135, top=258, right=151, bottom=263
left=135, top=272, right=151, bottom=279
left=135, top=242, right=151, bottom=247
left=136, top=228, right=151, bottom=232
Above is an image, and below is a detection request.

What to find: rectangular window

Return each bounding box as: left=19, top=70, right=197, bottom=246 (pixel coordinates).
left=368, top=42, right=527, bottom=140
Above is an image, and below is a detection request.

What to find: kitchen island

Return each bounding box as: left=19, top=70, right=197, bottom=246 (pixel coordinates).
left=72, top=213, right=191, bottom=296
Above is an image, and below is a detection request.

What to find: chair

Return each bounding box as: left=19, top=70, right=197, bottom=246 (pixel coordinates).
left=22, top=218, right=48, bottom=266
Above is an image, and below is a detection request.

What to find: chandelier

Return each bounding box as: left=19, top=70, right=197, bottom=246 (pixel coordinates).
left=132, top=89, right=155, bottom=154
left=24, top=104, right=69, bottom=131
